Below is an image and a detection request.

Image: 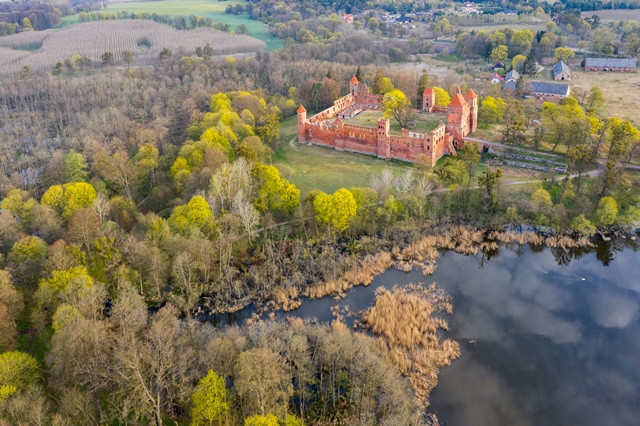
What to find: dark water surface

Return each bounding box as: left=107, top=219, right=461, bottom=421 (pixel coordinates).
left=208, top=240, right=640, bottom=425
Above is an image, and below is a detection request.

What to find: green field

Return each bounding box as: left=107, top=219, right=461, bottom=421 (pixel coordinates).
left=343, top=110, right=447, bottom=136
left=272, top=116, right=412, bottom=194
left=61, top=0, right=282, bottom=51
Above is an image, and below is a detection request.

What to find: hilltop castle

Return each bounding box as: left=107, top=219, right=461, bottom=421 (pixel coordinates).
left=297, top=75, right=477, bottom=166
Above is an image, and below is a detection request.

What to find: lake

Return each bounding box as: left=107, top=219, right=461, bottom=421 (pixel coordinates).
left=206, top=238, right=640, bottom=425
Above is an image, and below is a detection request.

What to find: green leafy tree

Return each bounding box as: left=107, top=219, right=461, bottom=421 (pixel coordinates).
left=416, top=70, right=430, bottom=108
left=354, top=65, right=363, bottom=81
left=478, top=96, right=506, bottom=126
left=313, top=188, right=357, bottom=233
left=41, top=182, right=97, bottom=219
left=191, top=370, right=230, bottom=426
left=101, top=51, right=114, bottom=65
left=434, top=158, right=466, bottom=185
left=566, top=144, right=592, bottom=192
left=432, top=86, right=451, bottom=107
left=594, top=196, right=618, bottom=226
left=36, top=266, right=93, bottom=310
left=9, top=236, right=47, bottom=264
left=253, top=164, right=300, bottom=214
left=585, top=86, right=605, bottom=113
left=372, top=70, right=394, bottom=94
left=601, top=118, right=639, bottom=195
left=531, top=188, right=553, bottom=213
left=0, top=351, right=39, bottom=400
left=510, top=29, right=533, bottom=56
left=477, top=168, right=502, bottom=211
left=458, top=142, right=480, bottom=185
left=1, top=188, right=36, bottom=225
left=64, top=149, right=89, bottom=182
left=521, top=51, right=539, bottom=76
left=382, top=89, right=414, bottom=128
left=244, top=414, right=279, bottom=426
left=52, top=304, right=82, bottom=333
left=553, top=47, right=575, bottom=63
left=168, top=196, right=214, bottom=236
left=569, top=214, right=596, bottom=236
left=490, top=45, right=508, bottom=62
left=511, top=54, right=527, bottom=70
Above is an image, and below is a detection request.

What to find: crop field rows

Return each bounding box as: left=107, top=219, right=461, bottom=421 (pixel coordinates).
left=0, top=20, right=266, bottom=75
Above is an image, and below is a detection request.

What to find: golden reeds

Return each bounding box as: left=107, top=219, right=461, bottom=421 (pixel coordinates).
left=306, top=251, right=394, bottom=299
left=361, top=284, right=460, bottom=408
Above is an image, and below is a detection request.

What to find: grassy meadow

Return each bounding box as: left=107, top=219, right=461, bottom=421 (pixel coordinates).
left=272, top=116, right=412, bottom=194
left=570, top=69, right=640, bottom=124
left=61, top=0, right=282, bottom=51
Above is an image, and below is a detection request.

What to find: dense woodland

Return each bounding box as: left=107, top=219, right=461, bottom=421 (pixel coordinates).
left=2, top=0, right=640, bottom=424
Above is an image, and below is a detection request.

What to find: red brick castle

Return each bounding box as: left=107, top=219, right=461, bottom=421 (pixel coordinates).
left=297, top=76, right=477, bottom=166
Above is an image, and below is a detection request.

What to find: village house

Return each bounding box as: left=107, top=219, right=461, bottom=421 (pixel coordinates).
left=584, top=58, right=636, bottom=72
left=553, top=60, right=571, bottom=80
left=297, top=76, right=477, bottom=166
left=490, top=73, right=504, bottom=84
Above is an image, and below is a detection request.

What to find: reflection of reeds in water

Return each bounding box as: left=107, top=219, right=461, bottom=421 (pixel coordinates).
left=306, top=252, right=394, bottom=299
left=362, top=284, right=460, bottom=408
left=306, top=226, right=594, bottom=300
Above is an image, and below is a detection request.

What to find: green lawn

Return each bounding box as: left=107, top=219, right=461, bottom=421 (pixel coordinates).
left=272, top=116, right=412, bottom=194
left=61, top=0, right=283, bottom=51
left=343, top=110, right=447, bottom=136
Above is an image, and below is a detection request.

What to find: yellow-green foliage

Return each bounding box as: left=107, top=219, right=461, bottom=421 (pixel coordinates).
left=0, top=384, right=16, bottom=402
left=432, top=86, right=451, bottom=108
left=37, top=266, right=93, bottom=309
left=191, top=370, right=230, bottom=426
left=9, top=235, right=47, bottom=263
left=1, top=189, right=36, bottom=224
left=168, top=196, right=214, bottom=236
left=244, top=414, right=279, bottom=426
left=52, top=304, right=82, bottom=333
left=0, top=351, right=39, bottom=394
left=253, top=164, right=300, bottom=214
left=594, top=196, right=618, bottom=226
left=313, top=188, right=357, bottom=232
left=41, top=182, right=97, bottom=219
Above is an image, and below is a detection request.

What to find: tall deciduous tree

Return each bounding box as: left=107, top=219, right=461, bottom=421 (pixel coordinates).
left=382, top=89, right=414, bottom=128
left=191, top=370, right=230, bottom=426
left=64, top=149, right=88, bottom=183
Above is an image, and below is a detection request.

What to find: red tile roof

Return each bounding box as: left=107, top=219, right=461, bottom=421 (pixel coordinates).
left=449, top=93, right=467, bottom=107
left=297, top=105, right=306, bottom=113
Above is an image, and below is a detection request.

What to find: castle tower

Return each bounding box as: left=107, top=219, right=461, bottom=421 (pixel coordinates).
left=447, top=88, right=469, bottom=148
left=464, top=88, right=478, bottom=133
left=423, top=87, right=435, bottom=113
left=376, top=118, right=390, bottom=159
left=297, top=105, right=307, bottom=142
left=350, top=75, right=359, bottom=95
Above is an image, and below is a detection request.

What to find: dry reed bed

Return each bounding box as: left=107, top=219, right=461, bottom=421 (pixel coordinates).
left=0, top=20, right=266, bottom=75
left=305, top=226, right=594, bottom=300
left=305, top=252, right=394, bottom=299
left=361, top=285, right=460, bottom=407
left=267, top=286, right=302, bottom=312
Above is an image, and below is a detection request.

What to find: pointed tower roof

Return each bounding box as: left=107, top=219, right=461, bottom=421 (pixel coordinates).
left=350, top=75, right=359, bottom=84
left=423, top=87, right=434, bottom=95
left=449, top=93, right=467, bottom=108
left=297, top=105, right=306, bottom=113
left=465, top=88, right=477, bottom=99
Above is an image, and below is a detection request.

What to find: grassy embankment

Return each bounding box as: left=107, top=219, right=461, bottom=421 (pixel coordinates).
left=60, top=0, right=283, bottom=51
